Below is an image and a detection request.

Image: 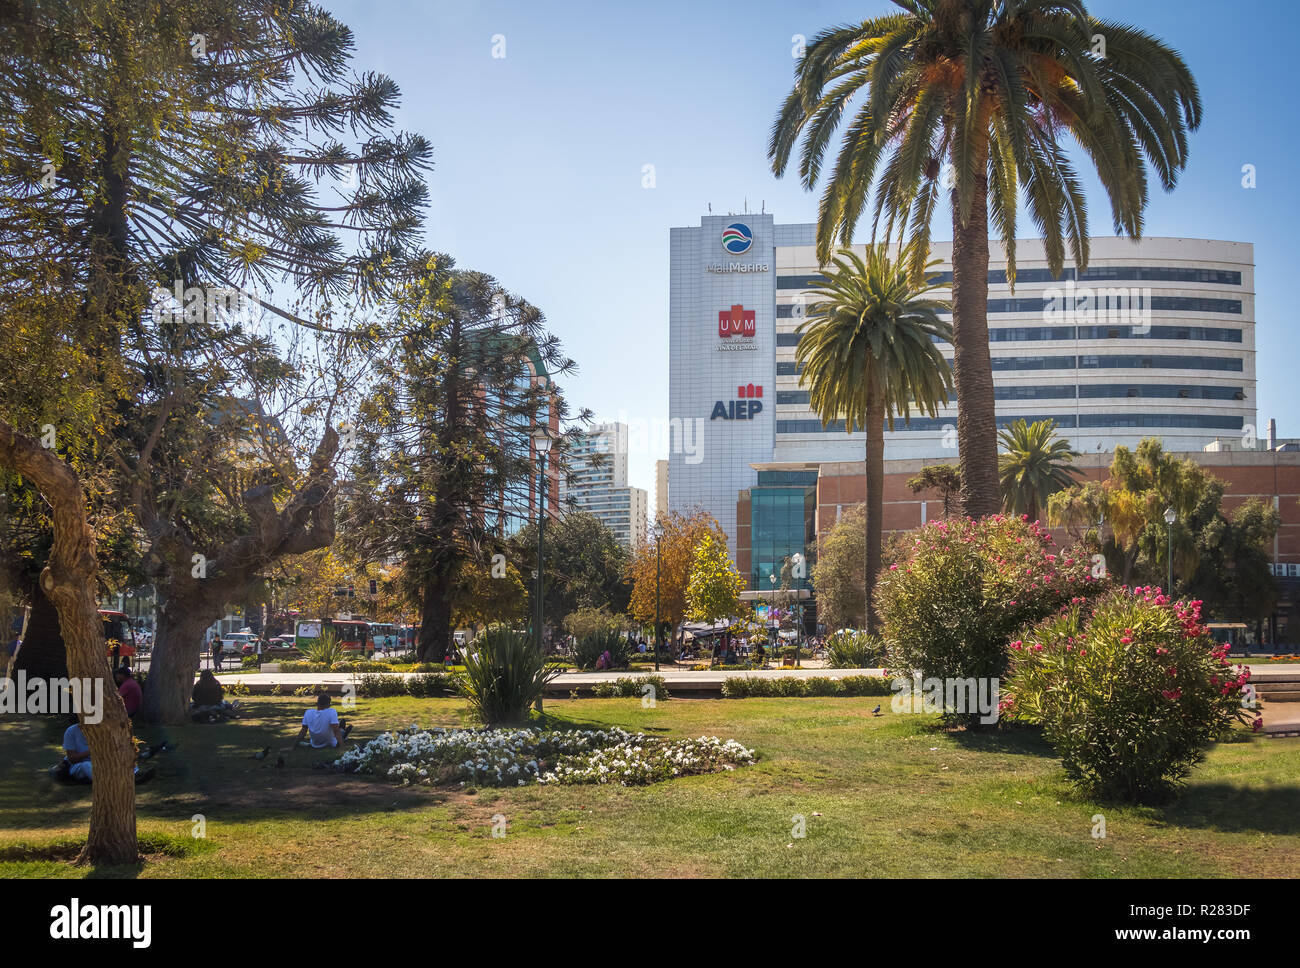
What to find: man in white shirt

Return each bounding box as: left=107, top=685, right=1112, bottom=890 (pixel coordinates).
left=292, top=693, right=353, bottom=749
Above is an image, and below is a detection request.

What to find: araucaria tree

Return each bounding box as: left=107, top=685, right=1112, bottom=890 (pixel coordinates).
left=0, top=0, right=433, bottom=725
left=340, top=270, right=583, bottom=662
left=770, top=0, right=1201, bottom=517
left=0, top=0, right=434, bottom=726
left=796, top=244, right=952, bottom=633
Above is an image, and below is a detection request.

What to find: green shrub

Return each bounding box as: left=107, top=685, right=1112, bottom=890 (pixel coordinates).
left=589, top=675, right=671, bottom=700
left=719, top=675, right=893, bottom=699
left=330, top=660, right=389, bottom=673
left=355, top=674, right=407, bottom=698
left=876, top=515, right=1107, bottom=727
left=574, top=628, right=631, bottom=670
left=1004, top=587, right=1256, bottom=802
left=825, top=629, right=885, bottom=669
left=406, top=672, right=460, bottom=698
left=461, top=625, right=561, bottom=725
left=240, top=655, right=261, bottom=670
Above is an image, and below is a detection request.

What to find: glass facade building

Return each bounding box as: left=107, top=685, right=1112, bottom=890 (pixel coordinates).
left=746, top=471, right=816, bottom=592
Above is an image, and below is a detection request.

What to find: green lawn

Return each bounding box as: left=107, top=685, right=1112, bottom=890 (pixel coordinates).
left=2, top=695, right=1297, bottom=878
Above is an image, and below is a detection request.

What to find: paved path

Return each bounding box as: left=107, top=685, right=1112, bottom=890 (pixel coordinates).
left=218, top=666, right=890, bottom=688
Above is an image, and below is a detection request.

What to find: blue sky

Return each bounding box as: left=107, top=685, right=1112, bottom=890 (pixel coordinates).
left=322, top=0, right=1300, bottom=496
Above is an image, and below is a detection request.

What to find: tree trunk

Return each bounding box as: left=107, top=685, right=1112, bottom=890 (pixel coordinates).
left=417, top=569, right=452, bottom=662
left=864, top=392, right=885, bottom=634
left=11, top=578, right=66, bottom=681
left=0, top=419, right=137, bottom=865
left=950, top=146, right=1000, bottom=519
left=143, top=593, right=218, bottom=724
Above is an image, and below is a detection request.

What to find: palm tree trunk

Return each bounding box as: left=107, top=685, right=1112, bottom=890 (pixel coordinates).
left=864, top=391, right=885, bottom=634
left=950, top=149, right=1000, bottom=519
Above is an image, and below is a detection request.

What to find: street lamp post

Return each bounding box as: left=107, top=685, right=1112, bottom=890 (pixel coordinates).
left=653, top=522, right=662, bottom=671
left=1164, top=506, right=1176, bottom=596
left=533, top=427, right=553, bottom=713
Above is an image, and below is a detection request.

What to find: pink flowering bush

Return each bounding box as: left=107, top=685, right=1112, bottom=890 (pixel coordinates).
left=876, top=515, right=1107, bottom=727
left=1002, top=586, right=1255, bottom=803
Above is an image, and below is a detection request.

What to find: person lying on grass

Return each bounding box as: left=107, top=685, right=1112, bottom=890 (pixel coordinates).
left=288, top=693, right=354, bottom=750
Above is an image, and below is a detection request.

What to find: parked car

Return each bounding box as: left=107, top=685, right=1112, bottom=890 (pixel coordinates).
left=220, top=632, right=259, bottom=655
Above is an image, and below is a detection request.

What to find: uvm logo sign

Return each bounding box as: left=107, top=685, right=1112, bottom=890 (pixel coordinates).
left=712, top=384, right=763, bottom=421
left=721, top=223, right=752, bottom=254
left=718, top=304, right=756, bottom=338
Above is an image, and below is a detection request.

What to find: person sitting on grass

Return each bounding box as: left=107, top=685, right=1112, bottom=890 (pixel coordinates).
left=115, top=665, right=142, bottom=717
left=290, top=693, right=353, bottom=750
left=192, top=668, right=224, bottom=707
left=59, top=715, right=154, bottom=785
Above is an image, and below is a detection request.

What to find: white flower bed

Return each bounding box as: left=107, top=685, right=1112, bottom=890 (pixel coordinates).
left=334, top=724, right=755, bottom=787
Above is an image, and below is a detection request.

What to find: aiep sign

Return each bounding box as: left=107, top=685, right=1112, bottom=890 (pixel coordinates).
left=712, top=383, right=763, bottom=420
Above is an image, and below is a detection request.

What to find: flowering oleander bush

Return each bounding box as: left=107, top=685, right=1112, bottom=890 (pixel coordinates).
left=720, top=675, right=893, bottom=698
left=876, top=514, right=1108, bottom=726
left=825, top=629, right=886, bottom=669
left=333, top=725, right=754, bottom=787
left=1002, top=586, right=1256, bottom=803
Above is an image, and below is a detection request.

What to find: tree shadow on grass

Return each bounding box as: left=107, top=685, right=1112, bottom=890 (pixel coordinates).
left=941, top=722, right=1058, bottom=759
left=1160, top=783, right=1300, bottom=836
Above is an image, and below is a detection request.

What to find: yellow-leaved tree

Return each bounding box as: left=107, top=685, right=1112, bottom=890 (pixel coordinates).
left=685, top=531, right=745, bottom=624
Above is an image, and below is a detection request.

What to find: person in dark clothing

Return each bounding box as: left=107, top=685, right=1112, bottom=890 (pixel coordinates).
left=115, top=666, right=143, bottom=717
left=192, top=668, right=224, bottom=707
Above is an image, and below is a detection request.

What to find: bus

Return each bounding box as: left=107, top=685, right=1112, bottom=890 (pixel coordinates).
left=369, top=622, right=396, bottom=652
left=396, top=625, right=417, bottom=652
left=294, top=618, right=375, bottom=658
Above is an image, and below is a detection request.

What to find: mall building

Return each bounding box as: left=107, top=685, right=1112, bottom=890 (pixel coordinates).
left=667, top=214, right=1267, bottom=596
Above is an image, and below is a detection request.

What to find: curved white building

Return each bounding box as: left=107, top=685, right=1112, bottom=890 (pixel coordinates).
left=668, top=214, right=1256, bottom=554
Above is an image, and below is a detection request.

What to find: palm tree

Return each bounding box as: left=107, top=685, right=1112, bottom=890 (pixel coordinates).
left=769, top=0, right=1201, bottom=519
left=997, top=418, right=1083, bottom=522
left=796, top=243, right=952, bottom=632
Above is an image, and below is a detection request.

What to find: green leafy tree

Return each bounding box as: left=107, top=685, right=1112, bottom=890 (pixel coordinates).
left=510, top=511, right=631, bottom=627
left=769, top=0, right=1201, bottom=517
left=1049, top=438, right=1279, bottom=624
left=811, top=503, right=867, bottom=631
left=998, top=418, right=1083, bottom=523
left=906, top=464, right=962, bottom=519
left=685, top=531, right=745, bottom=624
left=796, top=244, right=952, bottom=632
left=450, top=555, right=528, bottom=632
